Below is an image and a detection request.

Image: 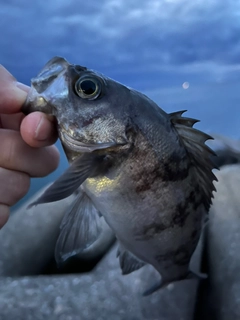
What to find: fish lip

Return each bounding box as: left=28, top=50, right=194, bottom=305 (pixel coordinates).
left=59, top=129, right=119, bottom=153
left=22, top=91, right=50, bottom=115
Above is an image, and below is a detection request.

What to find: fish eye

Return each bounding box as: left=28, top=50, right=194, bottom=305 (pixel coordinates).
left=75, top=76, right=101, bottom=100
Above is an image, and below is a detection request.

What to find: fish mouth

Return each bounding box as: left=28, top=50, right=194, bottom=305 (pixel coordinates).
left=22, top=92, right=51, bottom=115
left=60, top=129, right=118, bottom=153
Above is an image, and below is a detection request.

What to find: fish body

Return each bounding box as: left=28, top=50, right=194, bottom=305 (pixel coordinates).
left=22, top=57, right=217, bottom=294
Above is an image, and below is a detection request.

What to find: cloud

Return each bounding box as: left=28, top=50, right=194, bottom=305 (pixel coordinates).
left=1, top=0, right=240, bottom=86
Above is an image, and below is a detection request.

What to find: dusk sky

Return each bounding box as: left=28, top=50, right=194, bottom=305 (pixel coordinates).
left=0, top=0, right=239, bottom=207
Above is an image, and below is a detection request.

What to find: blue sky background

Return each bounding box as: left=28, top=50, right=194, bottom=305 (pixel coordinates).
left=0, top=0, right=239, bottom=208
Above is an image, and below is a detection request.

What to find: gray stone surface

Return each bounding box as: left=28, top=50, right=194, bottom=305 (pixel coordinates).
left=208, top=134, right=240, bottom=167
left=200, top=164, right=240, bottom=319
left=0, top=188, right=115, bottom=276
left=0, top=241, right=202, bottom=320
left=0, top=190, right=68, bottom=276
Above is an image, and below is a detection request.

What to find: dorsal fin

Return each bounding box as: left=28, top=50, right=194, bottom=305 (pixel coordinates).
left=169, top=110, right=218, bottom=211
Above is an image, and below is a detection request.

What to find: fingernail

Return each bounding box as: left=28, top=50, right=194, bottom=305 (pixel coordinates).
left=11, top=83, right=28, bottom=103
left=16, top=82, right=30, bottom=93
left=35, top=116, right=48, bottom=141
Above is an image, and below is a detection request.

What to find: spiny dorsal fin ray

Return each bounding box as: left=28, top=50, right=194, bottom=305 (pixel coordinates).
left=170, top=110, right=200, bottom=127
left=169, top=110, right=218, bottom=211
left=169, top=110, right=187, bottom=118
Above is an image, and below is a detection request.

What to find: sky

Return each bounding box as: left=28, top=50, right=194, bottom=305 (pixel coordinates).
left=0, top=0, right=239, bottom=207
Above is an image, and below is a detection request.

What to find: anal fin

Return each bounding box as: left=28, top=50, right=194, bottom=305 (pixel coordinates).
left=117, top=243, right=145, bottom=275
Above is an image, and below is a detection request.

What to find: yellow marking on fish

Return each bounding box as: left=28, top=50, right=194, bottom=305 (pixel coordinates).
left=86, top=176, right=119, bottom=193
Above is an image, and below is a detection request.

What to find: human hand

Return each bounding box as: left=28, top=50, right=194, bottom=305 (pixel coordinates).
left=0, top=65, right=60, bottom=228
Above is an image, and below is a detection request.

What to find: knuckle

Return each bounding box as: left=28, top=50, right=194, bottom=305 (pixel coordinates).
left=0, top=131, right=18, bottom=167
left=0, top=168, right=30, bottom=206
left=13, top=172, right=30, bottom=201
left=5, top=138, right=15, bottom=165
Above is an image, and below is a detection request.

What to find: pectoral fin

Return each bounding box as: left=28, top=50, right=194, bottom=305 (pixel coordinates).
left=55, top=191, right=102, bottom=264
left=28, top=153, right=103, bottom=208
left=117, top=243, right=145, bottom=275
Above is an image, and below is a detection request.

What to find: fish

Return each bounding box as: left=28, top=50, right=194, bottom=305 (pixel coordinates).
left=22, top=56, right=217, bottom=295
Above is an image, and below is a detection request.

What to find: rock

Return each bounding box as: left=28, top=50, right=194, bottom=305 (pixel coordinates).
left=0, top=191, right=68, bottom=276
left=197, top=164, right=240, bottom=319
left=0, top=187, right=115, bottom=276
left=208, top=134, right=240, bottom=167
left=0, top=240, right=203, bottom=320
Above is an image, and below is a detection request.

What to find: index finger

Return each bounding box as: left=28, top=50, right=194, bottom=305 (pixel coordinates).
left=0, top=65, right=29, bottom=114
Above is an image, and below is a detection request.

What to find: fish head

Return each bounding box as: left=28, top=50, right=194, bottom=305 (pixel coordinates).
left=22, top=56, right=132, bottom=160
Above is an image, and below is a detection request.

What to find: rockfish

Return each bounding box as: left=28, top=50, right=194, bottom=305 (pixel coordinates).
left=22, top=57, right=217, bottom=295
